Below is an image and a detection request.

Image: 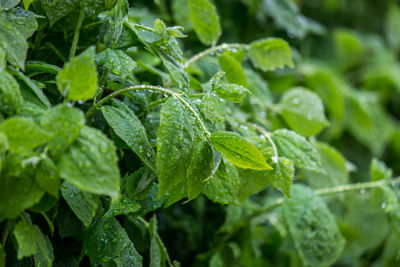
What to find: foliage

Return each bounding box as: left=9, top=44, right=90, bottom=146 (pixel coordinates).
left=0, top=0, right=400, bottom=266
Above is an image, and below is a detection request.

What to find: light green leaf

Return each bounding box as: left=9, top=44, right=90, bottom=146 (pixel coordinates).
left=204, top=160, right=240, bottom=204
left=271, top=157, right=294, bottom=197
left=218, top=53, right=248, bottom=87
left=41, top=0, right=80, bottom=26
left=0, top=132, right=8, bottom=173
left=370, top=158, right=392, bottom=181
left=35, top=157, right=61, bottom=197
left=40, top=104, right=85, bottom=159
left=106, top=196, right=141, bottom=217
left=61, top=182, right=99, bottom=228
left=214, top=83, right=250, bottom=103
left=57, top=126, right=120, bottom=199
left=304, top=142, right=348, bottom=189
left=0, top=117, right=49, bottom=154
left=210, top=131, right=272, bottom=170
left=272, top=129, right=324, bottom=173
left=186, top=140, right=214, bottom=200
left=96, top=48, right=137, bottom=80
left=283, top=185, right=345, bottom=267
left=0, top=0, right=20, bottom=9
left=279, top=87, right=329, bottom=136
left=188, top=0, right=221, bottom=45
left=0, top=12, right=28, bottom=69
left=248, top=38, right=294, bottom=71
left=199, top=92, right=225, bottom=124
left=172, top=0, right=193, bottom=31
left=0, top=70, right=23, bottom=115
left=57, top=47, right=98, bottom=101
left=386, top=3, right=400, bottom=51
left=23, top=0, right=36, bottom=9
left=102, top=100, right=156, bottom=172
left=0, top=47, right=5, bottom=73
left=13, top=218, right=54, bottom=266
left=156, top=98, right=193, bottom=196
left=84, top=216, right=143, bottom=266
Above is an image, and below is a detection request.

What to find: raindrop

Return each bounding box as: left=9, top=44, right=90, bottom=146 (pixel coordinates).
left=292, top=98, right=299, bottom=104
left=360, top=189, right=366, bottom=194
left=381, top=202, right=386, bottom=209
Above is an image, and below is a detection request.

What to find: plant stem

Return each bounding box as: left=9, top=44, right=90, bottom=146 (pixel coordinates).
left=68, top=7, right=85, bottom=61
left=184, top=43, right=249, bottom=68
left=85, top=85, right=210, bottom=137
left=247, top=123, right=279, bottom=162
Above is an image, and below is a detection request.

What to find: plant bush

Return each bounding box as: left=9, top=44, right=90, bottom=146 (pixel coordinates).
left=1, top=0, right=400, bottom=266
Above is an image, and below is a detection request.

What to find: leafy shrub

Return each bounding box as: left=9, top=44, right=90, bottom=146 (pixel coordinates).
left=1, top=0, right=400, bottom=266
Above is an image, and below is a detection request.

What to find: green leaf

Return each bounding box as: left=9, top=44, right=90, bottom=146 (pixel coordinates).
left=96, top=48, right=137, bottom=81
left=272, top=129, right=324, bottom=173
left=210, top=131, right=272, bottom=170
left=0, top=0, right=20, bottom=9
left=60, top=182, right=99, bottom=228
left=106, top=196, right=141, bottom=217
left=199, top=92, right=225, bottom=124
left=57, top=126, right=120, bottom=199
left=0, top=47, right=5, bottom=73
left=386, top=3, right=400, bottom=51
left=84, top=216, right=142, bottom=266
left=214, top=83, right=251, bottom=103
left=0, top=70, right=23, bottom=115
left=0, top=117, right=49, bottom=154
left=186, top=140, right=214, bottom=200
left=172, top=0, right=193, bottom=31
left=204, top=160, right=240, bottom=204
left=35, top=157, right=61, bottom=197
left=304, top=142, right=348, bottom=189
left=248, top=38, right=294, bottom=71
left=40, top=104, right=85, bottom=159
left=5, top=8, right=38, bottom=39
left=57, top=47, right=98, bottom=101
left=0, top=154, right=45, bottom=221
left=0, top=12, right=28, bottom=69
left=156, top=98, right=193, bottom=196
left=237, top=168, right=271, bottom=202
left=370, top=158, right=392, bottom=181
left=188, top=0, right=221, bottom=45
left=23, top=0, right=36, bottom=9
left=218, top=53, right=248, bottom=87
left=102, top=100, right=156, bottom=172
left=148, top=216, right=172, bottom=267
left=41, top=0, right=80, bottom=26
left=13, top=219, right=54, bottom=266
left=283, top=185, right=345, bottom=267
left=0, top=132, right=8, bottom=173
left=279, top=87, right=329, bottom=136
left=0, top=244, right=5, bottom=267
left=270, top=157, right=294, bottom=197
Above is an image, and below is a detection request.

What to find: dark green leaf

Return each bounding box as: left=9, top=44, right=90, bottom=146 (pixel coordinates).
left=248, top=38, right=294, bottom=71
left=57, top=126, right=120, bottom=199
left=102, top=100, right=156, bottom=172
left=5, top=8, right=38, bottom=39
left=188, top=0, right=221, bottom=45
left=41, top=0, right=80, bottom=26
left=156, top=98, right=193, bottom=196
left=96, top=48, right=137, bottom=80
left=60, top=182, right=99, bottom=228
left=0, top=117, right=49, bottom=154
left=279, top=87, right=329, bottom=136
left=84, top=216, right=142, bottom=266
left=283, top=185, right=345, bottom=267
left=0, top=132, right=7, bottom=173
left=272, top=129, right=324, bottom=173
left=210, top=131, right=272, bottom=170
left=57, top=47, right=98, bottom=101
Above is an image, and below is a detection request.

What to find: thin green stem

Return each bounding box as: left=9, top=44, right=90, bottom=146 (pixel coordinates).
left=247, top=123, right=279, bottom=162
left=68, top=7, right=85, bottom=61
left=85, top=85, right=210, bottom=137
left=184, top=43, right=249, bottom=68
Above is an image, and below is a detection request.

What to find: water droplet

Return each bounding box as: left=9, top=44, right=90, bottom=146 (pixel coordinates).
left=292, top=98, right=299, bottom=104
left=381, top=202, right=386, bottom=209
left=360, top=189, right=366, bottom=194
